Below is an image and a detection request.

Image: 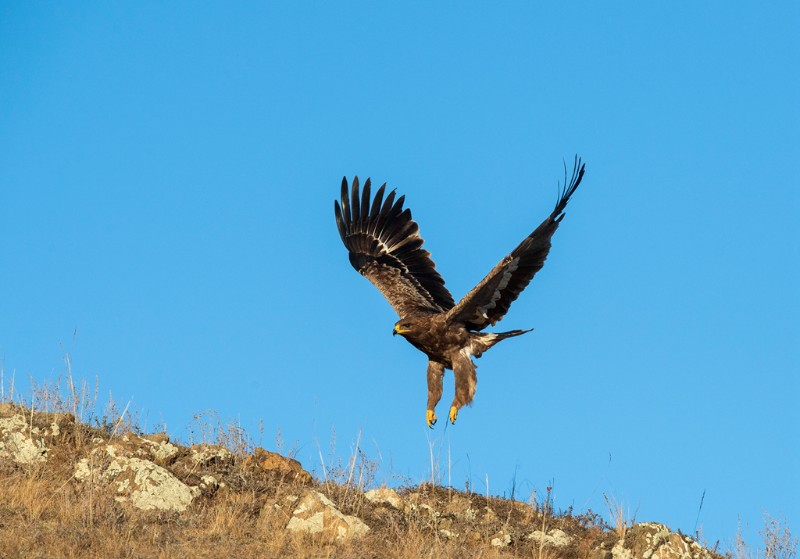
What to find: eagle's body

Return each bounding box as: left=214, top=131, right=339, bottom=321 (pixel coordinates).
left=334, top=158, right=586, bottom=427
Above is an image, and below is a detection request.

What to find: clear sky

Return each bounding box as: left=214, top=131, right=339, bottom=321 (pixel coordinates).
left=1, top=2, right=797, bottom=550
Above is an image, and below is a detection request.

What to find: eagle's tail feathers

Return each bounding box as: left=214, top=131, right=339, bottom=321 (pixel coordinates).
left=470, top=328, right=533, bottom=357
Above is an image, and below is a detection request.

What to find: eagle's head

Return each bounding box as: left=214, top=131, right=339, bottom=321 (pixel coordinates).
left=392, top=320, right=418, bottom=337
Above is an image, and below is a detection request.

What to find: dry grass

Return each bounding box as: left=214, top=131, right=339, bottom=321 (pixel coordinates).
left=0, top=398, right=608, bottom=559
left=0, top=463, right=569, bottom=559
left=602, top=492, right=636, bottom=541
left=0, top=369, right=792, bottom=559
left=733, top=515, right=798, bottom=559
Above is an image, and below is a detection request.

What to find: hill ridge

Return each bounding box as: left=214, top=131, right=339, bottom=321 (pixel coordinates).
left=0, top=402, right=725, bottom=559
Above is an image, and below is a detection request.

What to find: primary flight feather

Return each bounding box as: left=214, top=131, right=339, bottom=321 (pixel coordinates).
left=334, top=157, right=586, bottom=427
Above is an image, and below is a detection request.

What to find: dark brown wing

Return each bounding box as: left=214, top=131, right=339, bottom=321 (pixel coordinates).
left=445, top=157, right=586, bottom=330
left=334, top=176, right=455, bottom=318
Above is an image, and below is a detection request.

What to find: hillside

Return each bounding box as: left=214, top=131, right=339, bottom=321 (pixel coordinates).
left=0, top=401, right=736, bottom=559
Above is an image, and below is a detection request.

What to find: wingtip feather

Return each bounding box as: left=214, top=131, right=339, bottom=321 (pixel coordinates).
left=340, top=177, right=351, bottom=225
left=334, top=200, right=347, bottom=242
left=554, top=155, right=586, bottom=214
left=351, top=176, right=361, bottom=225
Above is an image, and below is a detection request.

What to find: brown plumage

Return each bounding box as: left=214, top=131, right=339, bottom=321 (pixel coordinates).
left=334, top=157, right=586, bottom=427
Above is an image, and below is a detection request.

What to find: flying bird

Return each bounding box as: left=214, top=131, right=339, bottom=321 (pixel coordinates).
left=334, top=157, right=586, bottom=427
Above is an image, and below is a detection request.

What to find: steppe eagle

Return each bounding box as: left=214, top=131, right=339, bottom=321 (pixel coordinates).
left=334, top=157, right=586, bottom=427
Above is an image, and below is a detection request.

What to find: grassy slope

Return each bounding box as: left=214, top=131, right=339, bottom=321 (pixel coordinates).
left=0, top=377, right=792, bottom=559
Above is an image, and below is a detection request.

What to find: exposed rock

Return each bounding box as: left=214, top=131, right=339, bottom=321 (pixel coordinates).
left=109, top=456, right=200, bottom=511
left=74, top=444, right=200, bottom=512
left=74, top=458, right=93, bottom=481
left=285, top=490, right=369, bottom=540
left=282, top=494, right=300, bottom=508
left=245, top=447, right=312, bottom=485
left=136, top=433, right=180, bottom=463
left=170, top=444, right=234, bottom=481
left=491, top=532, right=512, bottom=547
left=48, top=413, right=74, bottom=436
left=141, top=433, right=170, bottom=444
left=592, top=543, right=614, bottom=559
left=82, top=432, right=182, bottom=466
left=611, top=523, right=716, bottom=559
left=444, top=495, right=477, bottom=521
left=528, top=528, right=573, bottom=548
left=0, top=413, right=48, bottom=465
left=0, top=404, right=730, bottom=559
left=199, top=474, right=223, bottom=494
left=190, top=444, right=233, bottom=467
left=364, top=487, right=404, bottom=510
left=405, top=501, right=441, bottom=521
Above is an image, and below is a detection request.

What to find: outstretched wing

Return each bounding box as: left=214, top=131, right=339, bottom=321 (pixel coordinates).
left=335, top=176, right=455, bottom=318
left=446, top=157, right=586, bottom=331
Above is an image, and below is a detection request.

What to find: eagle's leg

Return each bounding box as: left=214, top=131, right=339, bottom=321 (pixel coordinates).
left=426, top=361, right=445, bottom=428
left=450, top=351, right=477, bottom=424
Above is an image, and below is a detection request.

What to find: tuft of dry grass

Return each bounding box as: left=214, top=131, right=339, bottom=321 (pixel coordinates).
left=762, top=514, right=798, bottom=559
left=602, top=492, right=636, bottom=540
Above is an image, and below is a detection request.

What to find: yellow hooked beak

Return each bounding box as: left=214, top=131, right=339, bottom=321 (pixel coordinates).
left=393, top=324, right=411, bottom=336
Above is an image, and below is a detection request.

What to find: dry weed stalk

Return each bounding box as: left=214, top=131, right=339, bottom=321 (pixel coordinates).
left=761, top=514, right=798, bottom=559
left=602, top=492, right=634, bottom=540
left=531, top=484, right=555, bottom=559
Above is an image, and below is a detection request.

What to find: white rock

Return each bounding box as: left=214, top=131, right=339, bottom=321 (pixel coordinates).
left=113, top=456, right=200, bottom=511
left=74, top=458, right=92, bottom=481
left=528, top=528, right=573, bottom=548
left=199, top=475, right=222, bottom=492
left=612, top=538, right=634, bottom=559
left=190, top=445, right=233, bottom=466
left=286, top=490, right=369, bottom=540
left=0, top=414, right=48, bottom=465
left=418, top=503, right=440, bottom=518
left=444, top=495, right=477, bottom=521
left=492, top=533, right=512, bottom=547
left=142, top=439, right=179, bottom=462
left=73, top=444, right=200, bottom=512
left=364, top=487, right=404, bottom=510
left=611, top=522, right=717, bottom=559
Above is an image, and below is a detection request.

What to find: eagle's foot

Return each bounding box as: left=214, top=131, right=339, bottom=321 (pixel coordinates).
left=426, top=409, right=437, bottom=428
left=449, top=406, right=458, bottom=424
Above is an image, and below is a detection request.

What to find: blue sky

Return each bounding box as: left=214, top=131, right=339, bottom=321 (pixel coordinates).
left=1, top=2, right=797, bottom=550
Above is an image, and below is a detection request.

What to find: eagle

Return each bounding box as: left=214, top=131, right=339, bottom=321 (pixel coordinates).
left=334, top=157, right=586, bottom=427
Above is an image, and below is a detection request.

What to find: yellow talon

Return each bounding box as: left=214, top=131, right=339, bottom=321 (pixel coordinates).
left=426, top=410, right=437, bottom=428
left=449, top=406, right=458, bottom=424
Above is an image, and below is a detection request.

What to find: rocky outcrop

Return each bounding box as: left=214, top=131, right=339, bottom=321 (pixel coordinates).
left=611, top=523, right=718, bottom=559
left=0, top=406, right=73, bottom=465
left=244, top=447, right=312, bottom=485
left=74, top=444, right=199, bottom=512
left=0, top=404, right=726, bottom=557
left=528, top=527, right=573, bottom=548
left=0, top=412, right=49, bottom=465
left=364, top=487, right=404, bottom=510
left=285, top=490, right=370, bottom=540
